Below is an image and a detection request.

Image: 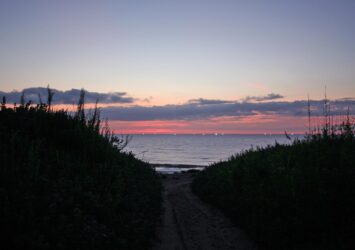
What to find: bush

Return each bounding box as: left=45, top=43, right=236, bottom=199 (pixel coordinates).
left=192, top=121, right=355, bottom=249
left=0, top=94, right=162, bottom=250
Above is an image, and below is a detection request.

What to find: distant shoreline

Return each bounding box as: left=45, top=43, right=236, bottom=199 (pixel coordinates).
left=152, top=164, right=206, bottom=174
left=151, top=163, right=206, bottom=168
left=119, top=133, right=304, bottom=136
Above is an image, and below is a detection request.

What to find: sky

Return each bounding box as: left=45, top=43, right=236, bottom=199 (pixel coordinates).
left=0, top=0, right=354, bottom=133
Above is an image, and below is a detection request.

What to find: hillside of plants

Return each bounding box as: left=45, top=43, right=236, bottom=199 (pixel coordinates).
left=0, top=90, right=162, bottom=250
left=192, top=116, right=355, bottom=249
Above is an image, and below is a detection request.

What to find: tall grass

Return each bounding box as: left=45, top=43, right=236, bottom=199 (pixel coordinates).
left=0, top=88, right=162, bottom=249
left=192, top=108, right=355, bottom=249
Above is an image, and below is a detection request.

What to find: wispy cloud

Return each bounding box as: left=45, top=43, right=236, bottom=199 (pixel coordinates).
left=188, top=98, right=235, bottom=105
left=101, top=99, right=355, bottom=121
left=243, top=93, right=284, bottom=102
left=338, top=97, right=355, bottom=101
left=1, top=87, right=353, bottom=124
left=188, top=93, right=284, bottom=106
left=0, top=87, right=134, bottom=104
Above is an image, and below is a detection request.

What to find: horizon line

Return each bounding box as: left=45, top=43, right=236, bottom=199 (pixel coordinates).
left=115, top=132, right=305, bottom=136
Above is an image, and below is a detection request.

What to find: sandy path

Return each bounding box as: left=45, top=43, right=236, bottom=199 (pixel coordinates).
left=153, top=173, right=256, bottom=250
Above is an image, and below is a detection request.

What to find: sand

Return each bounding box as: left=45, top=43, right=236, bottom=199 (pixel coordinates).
left=153, top=172, right=256, bottom=250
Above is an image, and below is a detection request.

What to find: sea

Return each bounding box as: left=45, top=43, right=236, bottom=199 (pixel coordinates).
left=122, top=134, right=302, bottom=173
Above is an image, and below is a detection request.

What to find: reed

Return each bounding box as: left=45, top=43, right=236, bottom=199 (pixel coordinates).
left=192, top=100, right=355, bottom=249
left=0, top=87, right=162, bottom=250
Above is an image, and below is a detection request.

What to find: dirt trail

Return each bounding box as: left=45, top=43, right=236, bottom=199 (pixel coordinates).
left=153, top=173, right=256, bottom=250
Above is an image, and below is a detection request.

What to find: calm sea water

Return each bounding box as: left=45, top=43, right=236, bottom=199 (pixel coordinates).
left=123, top=134, right=302, bottom=166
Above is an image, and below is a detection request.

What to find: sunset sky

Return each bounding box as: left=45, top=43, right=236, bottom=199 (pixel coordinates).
left=1, top=0, right=354, bottom=133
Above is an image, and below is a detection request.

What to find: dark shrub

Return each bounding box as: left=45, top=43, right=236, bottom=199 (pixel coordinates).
left=0, top=97, right=162, bottom=250
left=192, top=121, right=355, bottom=249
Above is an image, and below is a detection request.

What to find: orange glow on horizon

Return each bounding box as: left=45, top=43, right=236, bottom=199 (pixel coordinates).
left=4, top=102, right=339, bottom=134
left=109, top=115, right=311, bottom=135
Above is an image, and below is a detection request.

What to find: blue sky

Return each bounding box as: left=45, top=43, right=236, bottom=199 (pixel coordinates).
left=0, top=0, right=354, bottom=133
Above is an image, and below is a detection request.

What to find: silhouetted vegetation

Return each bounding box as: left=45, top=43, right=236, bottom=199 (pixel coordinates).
left=0, top=88, right=162, bottom=249
left=192, top=111, right=355, bottom=249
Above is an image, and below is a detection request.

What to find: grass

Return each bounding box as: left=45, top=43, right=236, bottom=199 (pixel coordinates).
left=192, top=113, right=355, bottom=249
left=0, top=89, right=162, bottom=250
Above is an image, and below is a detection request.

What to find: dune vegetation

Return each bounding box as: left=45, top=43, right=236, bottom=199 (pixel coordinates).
left=0, top=89, right=162, bottom=250
left=192, top=110, right=355, bottom=249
